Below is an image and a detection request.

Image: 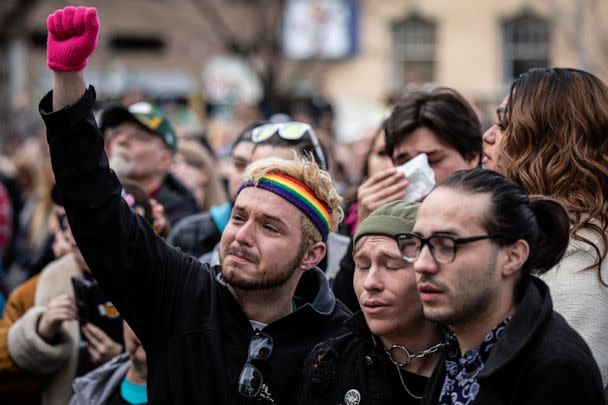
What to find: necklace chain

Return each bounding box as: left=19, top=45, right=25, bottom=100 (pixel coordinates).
left=384, top=339, right=449, bottom=400
left=394, top=364, right=423, bottom=400
left=384, top=340, right=448, bottom=368
left=411, top=340, right=447, bottom=358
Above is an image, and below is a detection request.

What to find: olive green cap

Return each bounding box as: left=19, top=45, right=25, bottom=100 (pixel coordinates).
left=353, top=201, right=420, bottom=246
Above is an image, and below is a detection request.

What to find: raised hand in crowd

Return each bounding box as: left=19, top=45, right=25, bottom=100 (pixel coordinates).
left=47, top=6, right=97, bottom=110
left=46, top=6, right=99, bottom=73
left=356, top=167, right=408, bottom=225
left=40, top=5, right=351, bottom=404
left=36, top=293, right=77, bottom=342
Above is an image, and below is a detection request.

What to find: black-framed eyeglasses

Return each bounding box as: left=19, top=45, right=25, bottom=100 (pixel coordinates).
left=237, top=332, right=273, bottom=398
left=251, top=122, right=328, bottom=171
left=395, top=233, right=498, bottom=264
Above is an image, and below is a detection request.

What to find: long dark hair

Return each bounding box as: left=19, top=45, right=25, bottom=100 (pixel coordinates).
left=499, top=67, right=608, bottom=286
left=440, top=168, right=570, bottom=294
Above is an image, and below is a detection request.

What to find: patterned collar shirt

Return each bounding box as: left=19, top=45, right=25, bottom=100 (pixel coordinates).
left=437, top=316, right=512, bottom=405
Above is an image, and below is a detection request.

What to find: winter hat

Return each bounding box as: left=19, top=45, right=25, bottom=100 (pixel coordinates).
left=353, top=201, right=420, bottom=246
left=100, top=102, right=177, bottom=153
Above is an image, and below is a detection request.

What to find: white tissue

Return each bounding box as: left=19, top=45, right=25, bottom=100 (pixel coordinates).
left=395, top=153, right=436, bottom=202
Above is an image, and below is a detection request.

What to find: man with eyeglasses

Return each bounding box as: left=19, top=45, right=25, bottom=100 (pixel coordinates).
left=401, top=168, right=604, bottom=404
left=100, top=87, right=198, bottom=227
left=36, top=7, right=351, bottom=404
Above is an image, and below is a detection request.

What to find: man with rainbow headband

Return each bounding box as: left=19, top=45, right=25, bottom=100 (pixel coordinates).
left=37, top=6, right=351, bottom=404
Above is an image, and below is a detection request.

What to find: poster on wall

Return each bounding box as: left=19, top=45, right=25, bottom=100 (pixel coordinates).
left=282, top=0, right=359, bottom=60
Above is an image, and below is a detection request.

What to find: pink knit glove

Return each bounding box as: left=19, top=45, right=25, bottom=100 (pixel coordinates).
left=46, top=6, right=99, bottom=72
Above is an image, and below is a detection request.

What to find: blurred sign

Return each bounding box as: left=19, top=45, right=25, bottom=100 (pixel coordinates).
left=202, top=55, right=263, bottom=104
left=282, top=0, right=359, bottom=60
left=37, top=66, right=197, bottom=100
left=335, top=99, right=388, bottom=143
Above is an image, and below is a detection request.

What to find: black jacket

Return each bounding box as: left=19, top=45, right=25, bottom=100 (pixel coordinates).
left=40, top=87, right=351, bottom=405
left=421, top=276, right=605, bottom=405
left=167, top=211, right=223, bottom=258
left=154, top=172, right=199, bottom=226
left=332, top=242, right=359, bottom=312
left=298, top=312, right=428, bottom=405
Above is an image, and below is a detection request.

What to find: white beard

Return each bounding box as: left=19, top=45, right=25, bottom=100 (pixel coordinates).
left=109, top=148, right=133, bottom=181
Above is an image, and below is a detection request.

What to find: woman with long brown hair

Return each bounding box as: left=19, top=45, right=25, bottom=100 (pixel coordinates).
left=496, top=67, right=608, bottom=386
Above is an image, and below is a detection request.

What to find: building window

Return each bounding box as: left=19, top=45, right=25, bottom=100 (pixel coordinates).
left=392, top=14, right=436, bottom=89
left=109, top=35, right=165, bottom=53
left=502, top=12, right=551, bottom=83
left=28, top=31, right=47, bottom=48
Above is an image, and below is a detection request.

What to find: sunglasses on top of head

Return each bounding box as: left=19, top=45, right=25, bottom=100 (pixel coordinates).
left=251, top=122, right=328, bottom=171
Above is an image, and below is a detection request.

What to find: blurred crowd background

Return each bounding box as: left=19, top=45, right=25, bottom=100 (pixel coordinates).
left=0, top=0, right=607, bottom=284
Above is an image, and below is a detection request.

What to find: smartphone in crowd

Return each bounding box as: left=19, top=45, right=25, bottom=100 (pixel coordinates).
left=71, top=276, right=124, bottom=345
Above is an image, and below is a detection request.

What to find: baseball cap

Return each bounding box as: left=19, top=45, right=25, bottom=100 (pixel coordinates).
left=353, top=201, right=420, bottom=246
left=100, top=102, right=177, bottom=153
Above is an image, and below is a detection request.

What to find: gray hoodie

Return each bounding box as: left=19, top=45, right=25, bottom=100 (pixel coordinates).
left=69, top=353, right=133, bottom=405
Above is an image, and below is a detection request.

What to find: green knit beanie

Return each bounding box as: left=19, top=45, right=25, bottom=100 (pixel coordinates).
left=353, top=201, right=420, bottom=246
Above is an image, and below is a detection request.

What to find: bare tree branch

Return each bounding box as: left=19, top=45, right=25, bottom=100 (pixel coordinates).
left=0, top=0, right=38, bottom=37
left=0, top=0, right=39, bottom=151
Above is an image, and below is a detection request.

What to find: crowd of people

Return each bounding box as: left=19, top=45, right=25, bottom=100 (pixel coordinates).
left=0, top=5, right=607, bottom=405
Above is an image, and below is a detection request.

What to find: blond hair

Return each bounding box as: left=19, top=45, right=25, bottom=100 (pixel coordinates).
left=243, top=156, right=343, bottom=248
left=12, top=139, right=55, bottom=248
left=177, top=140, right=227, bottom=210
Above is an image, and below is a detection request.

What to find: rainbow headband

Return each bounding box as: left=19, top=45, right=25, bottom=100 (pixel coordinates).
left=237, top=173, right=331, bottom=241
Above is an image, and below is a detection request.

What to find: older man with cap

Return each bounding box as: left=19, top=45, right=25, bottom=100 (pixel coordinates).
left=298, top=201, right=447, bottom=405
left=101, top=96, right=198, bottom=225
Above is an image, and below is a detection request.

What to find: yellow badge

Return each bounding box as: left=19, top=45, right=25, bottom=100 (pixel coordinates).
left=98, top=302, right=120, bottom=318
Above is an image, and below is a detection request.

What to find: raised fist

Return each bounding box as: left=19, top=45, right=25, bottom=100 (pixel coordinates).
left=47, top=6, right=99, bottom=72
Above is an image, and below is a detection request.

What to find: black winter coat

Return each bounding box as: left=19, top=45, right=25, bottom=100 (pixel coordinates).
left=154, top=172, right=199, bottom=226
left=166, top=210, right=223, bottom=258
left=40, top=87, right=351, bottom=405
left=298, top=312, right=429, bottom=405
left=332, top=242, right=359, bottom=312
left=421, top=276, right=605, bottom=405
